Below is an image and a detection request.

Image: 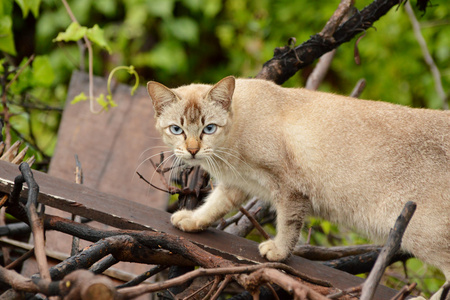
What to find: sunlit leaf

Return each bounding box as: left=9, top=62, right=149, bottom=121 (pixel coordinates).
left=71, top=92, right=88, bottom=105
left=14, top=0, right=40, bottom=18
left=86, top=24, right=112, bottom=54
left=106, top=94, right=117, bottom=108
left=96, top=94, right=109, bottom=111
left=53, top=22, right=87, bottom=43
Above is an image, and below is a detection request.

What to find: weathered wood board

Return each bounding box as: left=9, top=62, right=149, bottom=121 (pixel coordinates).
left=49, top=71, right=166, bottom=210
left=0, top=160, right=402, bottom=299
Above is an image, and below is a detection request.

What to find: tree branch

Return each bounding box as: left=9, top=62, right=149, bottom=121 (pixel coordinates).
left=360, top=201, right=416, bottom=300
left=256, top=0, right=403, bottom=84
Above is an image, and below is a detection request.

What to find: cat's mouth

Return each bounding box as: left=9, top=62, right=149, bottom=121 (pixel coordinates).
left=179, top=154, right=204, bottom=166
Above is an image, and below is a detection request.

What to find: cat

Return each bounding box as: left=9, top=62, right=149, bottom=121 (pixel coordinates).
left=147, top=76, right=450, bottom=285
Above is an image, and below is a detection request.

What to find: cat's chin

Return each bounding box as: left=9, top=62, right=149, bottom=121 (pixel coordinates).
left=181, top=157, right=203, bottom=166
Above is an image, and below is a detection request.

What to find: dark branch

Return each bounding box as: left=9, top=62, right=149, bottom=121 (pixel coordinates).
left=256, top=0, right=403, bottom=84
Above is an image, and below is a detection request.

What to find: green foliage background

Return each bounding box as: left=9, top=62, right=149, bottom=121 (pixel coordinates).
left=0, top=0, right=449, bottom=296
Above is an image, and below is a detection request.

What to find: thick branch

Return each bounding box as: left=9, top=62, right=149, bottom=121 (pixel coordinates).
left=256, top=0, right=402, bottom=84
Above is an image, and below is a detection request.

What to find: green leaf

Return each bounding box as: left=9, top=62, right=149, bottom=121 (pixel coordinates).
left=53, top=22, right=87, bottom=43
left=14, top=0, right=40, bottom=18
left=147, top=0, right=175, bottom=18
left=86, top=24, right=112, bottom=54
left=203, top=0, right=222, bottom=18
left=145, top=41, right=187, bottom=73
left=0, top=0, right=13, bottom=17
left=0, top=15, right=17, bottom=55
left=96, top=94, right=109, bottom=111
left=321, top=221, right=332, bottom=235
left=165, top=17, right=198, bottom=44
left=71, top=92, right=87, bottom=104
left=106, top=94, right=117, bottom=108
left=32, top=55, right=55, bottom=87
left=30, top=0, right=40, bottom=18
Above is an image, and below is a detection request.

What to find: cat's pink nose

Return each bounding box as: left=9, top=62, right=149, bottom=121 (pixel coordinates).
left=187, top=148, right=199, bottom=156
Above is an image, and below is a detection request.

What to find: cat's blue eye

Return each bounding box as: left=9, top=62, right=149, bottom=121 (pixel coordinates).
left=169, top=125, right=183, bottom=135
left=203, top=124, right=217, bottom=134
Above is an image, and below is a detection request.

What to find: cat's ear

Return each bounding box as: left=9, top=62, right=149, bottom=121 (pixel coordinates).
left=147, top=81, right=178, bottom=117
left=207, top=76, right=235, bottom=110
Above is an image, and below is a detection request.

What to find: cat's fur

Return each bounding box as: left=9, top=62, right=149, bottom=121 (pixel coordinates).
left=147, top=76, right=450, bottom=281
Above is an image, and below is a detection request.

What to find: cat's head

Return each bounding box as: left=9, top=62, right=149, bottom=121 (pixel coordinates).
left=147, top=76, right=235, bottom=166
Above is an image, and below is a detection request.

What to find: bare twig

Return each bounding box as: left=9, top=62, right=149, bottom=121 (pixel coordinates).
left=350, top=78, right=367, bottom=98
left=5, top=248, right=34, bottom=270
left=74, top=154, right=83, bottom=185
left=0, top=265, right=40, bottom=293
left=294, top=244, right=380, bottom=261
left=360, top=201, right=417, bottom=300
left=217, top=197, right=258, bottom=230
left=116, top=265, right=169, bottom=288
left=15, top=163, right=51, bottom=281
left=305, top=50, right=337, bottom=91
left=390, top=282, right=417, bottom=300
left=306, top=0, right=354, bottom=90
left=328, top=284, right=362, bottom=299
left=320, top=0, right=355, bottom=40
left=0, top=140, right=21, bottom=162
left=405, top=0, right=448, bottom=109
left=210, top=275, right=232, bottom=300
left=238, top=206, right=270, bottom=240
left=224, top=199, right=270, bottom=238
left=71, top=155, right=83, bottom=256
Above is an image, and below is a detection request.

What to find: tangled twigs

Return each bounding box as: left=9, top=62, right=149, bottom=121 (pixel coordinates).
left=242, top=268, right=329, bottom=300
left=118, top=263, right=330, bottom=299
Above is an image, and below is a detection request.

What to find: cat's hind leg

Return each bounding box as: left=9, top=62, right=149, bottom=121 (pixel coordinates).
left=171, top=184, right=248, bottom=232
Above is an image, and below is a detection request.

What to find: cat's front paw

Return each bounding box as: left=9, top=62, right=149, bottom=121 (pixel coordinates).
left=171, top=210, right=203, bottom=232
left=258, top=240, right=290, bottom=262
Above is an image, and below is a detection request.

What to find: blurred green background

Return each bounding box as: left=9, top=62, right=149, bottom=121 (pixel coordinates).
left=0, top=0, right=448, bottom=296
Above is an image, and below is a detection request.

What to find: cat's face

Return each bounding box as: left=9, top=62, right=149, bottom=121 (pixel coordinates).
left=147, top=76, right=235, bottom=167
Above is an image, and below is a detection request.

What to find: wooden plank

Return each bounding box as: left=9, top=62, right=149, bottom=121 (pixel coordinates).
left=0, top=161, right=401, bottom=299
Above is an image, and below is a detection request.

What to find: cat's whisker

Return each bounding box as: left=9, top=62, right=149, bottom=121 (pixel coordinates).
left=133, top=150, right=174, bottom=182
left=213, top=153, right=247, bottom=183
left=205, top=156, right=221, bottom=180
left=215, top=148, right=255, bottom=171
left=168, top=156, right=185, bottom=184
left=138, top=146, right=171, bottom=161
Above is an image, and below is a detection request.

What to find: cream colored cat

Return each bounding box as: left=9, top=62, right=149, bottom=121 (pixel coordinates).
left=147, top=76, right=450, bottom=284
